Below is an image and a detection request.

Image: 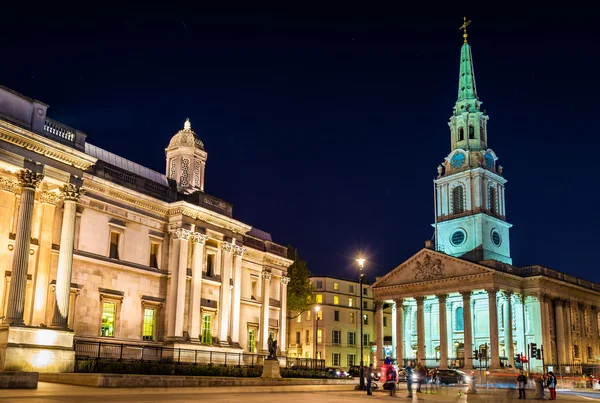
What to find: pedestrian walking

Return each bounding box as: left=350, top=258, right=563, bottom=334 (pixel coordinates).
left=405, top=360, right=414, bottom=398
left=517, top=370, right=527, bottom=399
left=386, top=363, right=397, bottom=396
left=366, top=363, right=373, bottom=395
left=546, top=371, right=557, bottom=400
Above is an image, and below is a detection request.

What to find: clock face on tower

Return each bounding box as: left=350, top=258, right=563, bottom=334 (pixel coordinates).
left=450, top=153, right=465, bottom=169
left=485, top=153, right=494, bottom=169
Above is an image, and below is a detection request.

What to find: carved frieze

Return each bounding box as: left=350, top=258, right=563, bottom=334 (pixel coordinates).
left=39, top=190, right=61, bottom=205
left=413, top=255, right=444, bottom=281
left=0, top=177, right=19, bottom=193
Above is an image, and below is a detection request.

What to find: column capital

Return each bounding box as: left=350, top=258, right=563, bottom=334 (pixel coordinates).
left=192, top=232, right=208, bottom=244
left=499, top=290, right=513, bottom=299
left=393, top=297, right=405, bottom=306
left=552, top=296, right=566, bottom=306
left=0, top=177, right=19, bottom=193
left=232, top=244, right=246, bottom=256
left=436, top=293, right=448, bottom=303
left=261, top=270, right=272, bottom=281
left=485, top=287, right=499, bottom=296
left=221, top=241, right=234, bottom=253
left=16, top=169, right=44, bottom=189
left=39, top=190, right=61, bottom=205
left=170, top=228, right=192, bottom=240
left=374, top=300, right=384, bottom=309
left=60, top=183, right=85, bottom=202
left=280, top=276, right=290, bottom=286
left=459, top=290, right=473, bottom=298
left=591, top=305, right=598, bottom=313
left=414, top=296, right=425, bottom=305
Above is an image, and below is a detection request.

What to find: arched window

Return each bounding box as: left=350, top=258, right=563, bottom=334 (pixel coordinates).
left=488, top=186, right=497, bottom=215
left=469, top=125, right=475, bottom=139
left=480, top=123, right=486, bottom=142
left=458, top=127, right=464, bottom=141
left=452, top=185, right=465, bottom=214
left=456, top=307, right=464, bottom=331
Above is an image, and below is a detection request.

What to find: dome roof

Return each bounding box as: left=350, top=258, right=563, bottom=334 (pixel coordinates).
left=167, top=118, right=204, bottom=150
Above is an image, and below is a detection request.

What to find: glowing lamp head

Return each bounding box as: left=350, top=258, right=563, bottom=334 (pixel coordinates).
left=315, top=305, right=320, bottom=312
left=356, top=257, right=366, bottom=268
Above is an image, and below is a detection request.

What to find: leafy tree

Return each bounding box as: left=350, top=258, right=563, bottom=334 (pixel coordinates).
left=286, top=245, right=314, bottom=319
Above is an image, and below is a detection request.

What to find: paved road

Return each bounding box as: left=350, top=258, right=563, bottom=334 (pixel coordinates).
left=0, top=383, right=597, bottom=402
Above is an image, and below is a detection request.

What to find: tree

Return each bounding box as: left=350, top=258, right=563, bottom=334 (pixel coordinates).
left=286, top=245, right=314, bottom=319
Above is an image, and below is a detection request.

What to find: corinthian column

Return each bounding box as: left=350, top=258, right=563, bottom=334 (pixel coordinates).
left=189, top=232, right=207, bottom=339
left=230, top=244, right=245, bottom=344
left=461, top=291, right=473, bottom=369
left=375, top=300, right=384, bottom=366
left=52, top=183, right=85, bottom=328
left=279, top=276, right=290, bottom=354
left=438, top=294, right=448, bottom=369
left=219, top=241, right=234, bottom=343
left=504, top=292, right=514, bottom=367
left=6, top=170, right=43, bottom=325
left=554, top=299, right=566, bottom=364
left=166, top=228, right=191, bottom=338
left=415, top=296, right=425, bottom=363
left=487, top=288, right=500, bottom=369
left=260, top=270, right=272, bottom=351
left=394, top=299, right=404, bottom=365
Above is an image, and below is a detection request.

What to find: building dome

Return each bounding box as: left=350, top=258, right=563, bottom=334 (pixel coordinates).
left=167, top=118, right=204, bottom=150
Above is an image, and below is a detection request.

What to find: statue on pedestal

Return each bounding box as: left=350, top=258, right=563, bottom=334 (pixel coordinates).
left=267, top=335, right=278, bottom=360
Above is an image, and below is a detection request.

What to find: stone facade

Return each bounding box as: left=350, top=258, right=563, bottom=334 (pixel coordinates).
left=287, top=275, right=392, bottom=368
left=0, top=85, right=292, bottom=372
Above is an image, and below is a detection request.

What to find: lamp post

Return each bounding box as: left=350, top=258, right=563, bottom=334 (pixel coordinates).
left=357, top=257, right=366, bottom=390
left=314, top=305, right=320, bottom=367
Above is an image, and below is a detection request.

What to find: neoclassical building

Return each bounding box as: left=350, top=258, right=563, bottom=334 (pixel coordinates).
left=371, top=31, right=600, bottom=374
left=0, top=85, right=292, bottom=372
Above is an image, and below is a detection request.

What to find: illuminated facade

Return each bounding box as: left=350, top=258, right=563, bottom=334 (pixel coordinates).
left=372, top=35, right=600, bottom=373
left=287, top=276, right=392, bottom=368
left=0, top=85, right=292, bottom=372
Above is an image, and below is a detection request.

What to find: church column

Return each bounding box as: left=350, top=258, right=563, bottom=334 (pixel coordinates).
left=438, top=294, right=448, bottom=369
left=505, top=292, right=515, bottom=368
left=375, top=300, right=384, bottom=366
left=230, top=244, right=245, bottom=344
left=394, top=299, right=404, bottom=365
left=51, top=183, right=85, bottom=328
left=260, top=270, right=272, bottom=352
left=540, top=294, right=553, bottom=364
left=189, top=232, right=207, bottom=339
left=279, top=276, right=289, bottom=354
left=487, top=288, right=500, bottom=368
left=591, top=306, right=599, bottom=350
left=554, top=299, right=566, bottom=364
left=416, top=296, right=425, bottom=363
left=6, top=170, right=43, bottom=325
left=166, top=228, right=191, bottom=338
left=565, top=302, right=573, bottom=362
left=219, top=241, right=234, bottom=342
left=30, top=190, right=60, bottom=326
left=461, top=291, right=473, bottom=369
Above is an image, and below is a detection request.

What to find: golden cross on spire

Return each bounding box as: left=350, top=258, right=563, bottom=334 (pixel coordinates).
left=459, top=16, right=471, bottom=43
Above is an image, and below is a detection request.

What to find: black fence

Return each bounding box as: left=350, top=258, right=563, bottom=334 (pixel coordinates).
left=74, top=340, right=325, bottom=371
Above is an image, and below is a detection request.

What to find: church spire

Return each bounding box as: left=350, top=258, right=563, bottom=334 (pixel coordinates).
left=455, top=17, right=479, bottom=114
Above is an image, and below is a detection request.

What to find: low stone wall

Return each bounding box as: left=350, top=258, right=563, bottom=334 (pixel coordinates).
left=0, top=372, right=39, bottom=389
left=39, top=373, right=357, bottom=389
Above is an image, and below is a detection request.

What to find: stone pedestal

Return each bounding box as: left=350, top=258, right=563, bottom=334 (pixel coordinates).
left=0, top=325, right=75, bottom=373
left=261, top=359, right=281, bottom=378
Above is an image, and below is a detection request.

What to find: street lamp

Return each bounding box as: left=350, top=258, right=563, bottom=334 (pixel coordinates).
left=357, top=257, right=366, bottom=390
left=314, top=305, right=320, bottom=367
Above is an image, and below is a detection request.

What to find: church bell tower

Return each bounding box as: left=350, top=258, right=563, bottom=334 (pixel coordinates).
left=433, top=18, right=512, bottom=264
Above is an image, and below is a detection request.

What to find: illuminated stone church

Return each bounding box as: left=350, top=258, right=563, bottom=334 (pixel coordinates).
left=0, top=86, right=291, bottom=372
left=372, top=29, right=600, bottom=374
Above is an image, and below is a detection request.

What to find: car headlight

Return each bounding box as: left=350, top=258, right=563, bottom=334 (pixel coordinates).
left=336, top=371, right=340, bottom=375
left=377, top=373, right=381, bottom=377
left=412, top=375, right=418, bottom=381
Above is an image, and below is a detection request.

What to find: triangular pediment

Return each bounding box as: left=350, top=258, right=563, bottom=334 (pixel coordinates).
left=372, top=248, right=494, bottom=289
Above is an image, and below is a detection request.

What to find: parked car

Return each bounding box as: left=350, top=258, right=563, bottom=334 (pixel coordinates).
left=326, top=367, right=351, bottom=378
left=436, top=369, right=471, bottom=385
left=397, top=368, right=408, bottom=382
left=347, top=365, right=380, bottom=380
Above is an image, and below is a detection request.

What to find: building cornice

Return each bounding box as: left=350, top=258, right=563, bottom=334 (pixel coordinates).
left=167, top=200, right=252, bottom=235
left=0, top=119, right=96, bottom=170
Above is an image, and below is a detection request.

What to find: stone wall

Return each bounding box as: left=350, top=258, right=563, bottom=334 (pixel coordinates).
left=0, top=372, right=38, bottom=389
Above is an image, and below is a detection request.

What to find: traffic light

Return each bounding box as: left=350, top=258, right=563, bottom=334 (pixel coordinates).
left=535, top=349, right=541, bottom=359
left=473, top=349, right=479, bottom=360
left=516, top=353, right=521, bottom=364
left=530, top=343, right=537, bottom=359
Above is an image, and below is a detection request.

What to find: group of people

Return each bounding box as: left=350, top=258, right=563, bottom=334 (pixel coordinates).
left=516, top=370, right=557, bottom=400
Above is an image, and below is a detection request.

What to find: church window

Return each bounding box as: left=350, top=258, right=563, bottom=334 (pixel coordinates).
left=450, top=229, right=466, bottom=246
left=488, top=187, right=497, bottom=215
left=194, top=161, right=200, bottom=187
left=469, top=125, right=475, bottom=139
left=456, top=307, right=464, bottom=331
left=458, top=127, right=464, bottom=141
left=180, top=158, right=190, bottom=186
left=169, top=158, right=176, bottom=179
left=452, top=186, right=465, bottom=214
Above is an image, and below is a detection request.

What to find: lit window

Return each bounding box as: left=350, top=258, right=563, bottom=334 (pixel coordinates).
left=109, top=232, right=120, bottom=259
left=363, top=314, right=369, bottom=325
left=248, top=329, right=256, bottom=353
left=305, top=330, right=310, bottom=343
left=349, top=312, right=355, bottom=324
left=317, top=310, right=322, bottom=320
left=349, top=298, right=353, bottom=307
left=333, top=295, right=339, bottom=305
left=307, top=310, right=311, bottom=320
left=317, top=329, right=322, bottom=343
left=297, top=314, right=302, bottom=323
left=333, top=282, right=339, bottom=291
left=142, top=308, right=155, bottom=341
left=149, top=243, right=160, bottom=269
left=334, top=310, right=340, bottom=321
left=101, top=302, right=116, bottom=337
left=316, top=294, right=323, bottom=303
left=201, top=314, right=212, bottom=345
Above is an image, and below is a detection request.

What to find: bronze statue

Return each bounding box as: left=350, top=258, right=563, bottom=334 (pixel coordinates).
left=267, top=335, right=277, bottom=360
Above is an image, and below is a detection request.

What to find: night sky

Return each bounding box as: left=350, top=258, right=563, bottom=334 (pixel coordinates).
left=1, top=5, right=598, bottom=282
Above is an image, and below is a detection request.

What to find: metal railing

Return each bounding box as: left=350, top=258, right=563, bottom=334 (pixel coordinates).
left=74, top=340, right=325, bottom=370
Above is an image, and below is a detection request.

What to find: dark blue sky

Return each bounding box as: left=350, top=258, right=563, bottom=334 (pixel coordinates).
left=1, top=5, right=598, bottom=282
